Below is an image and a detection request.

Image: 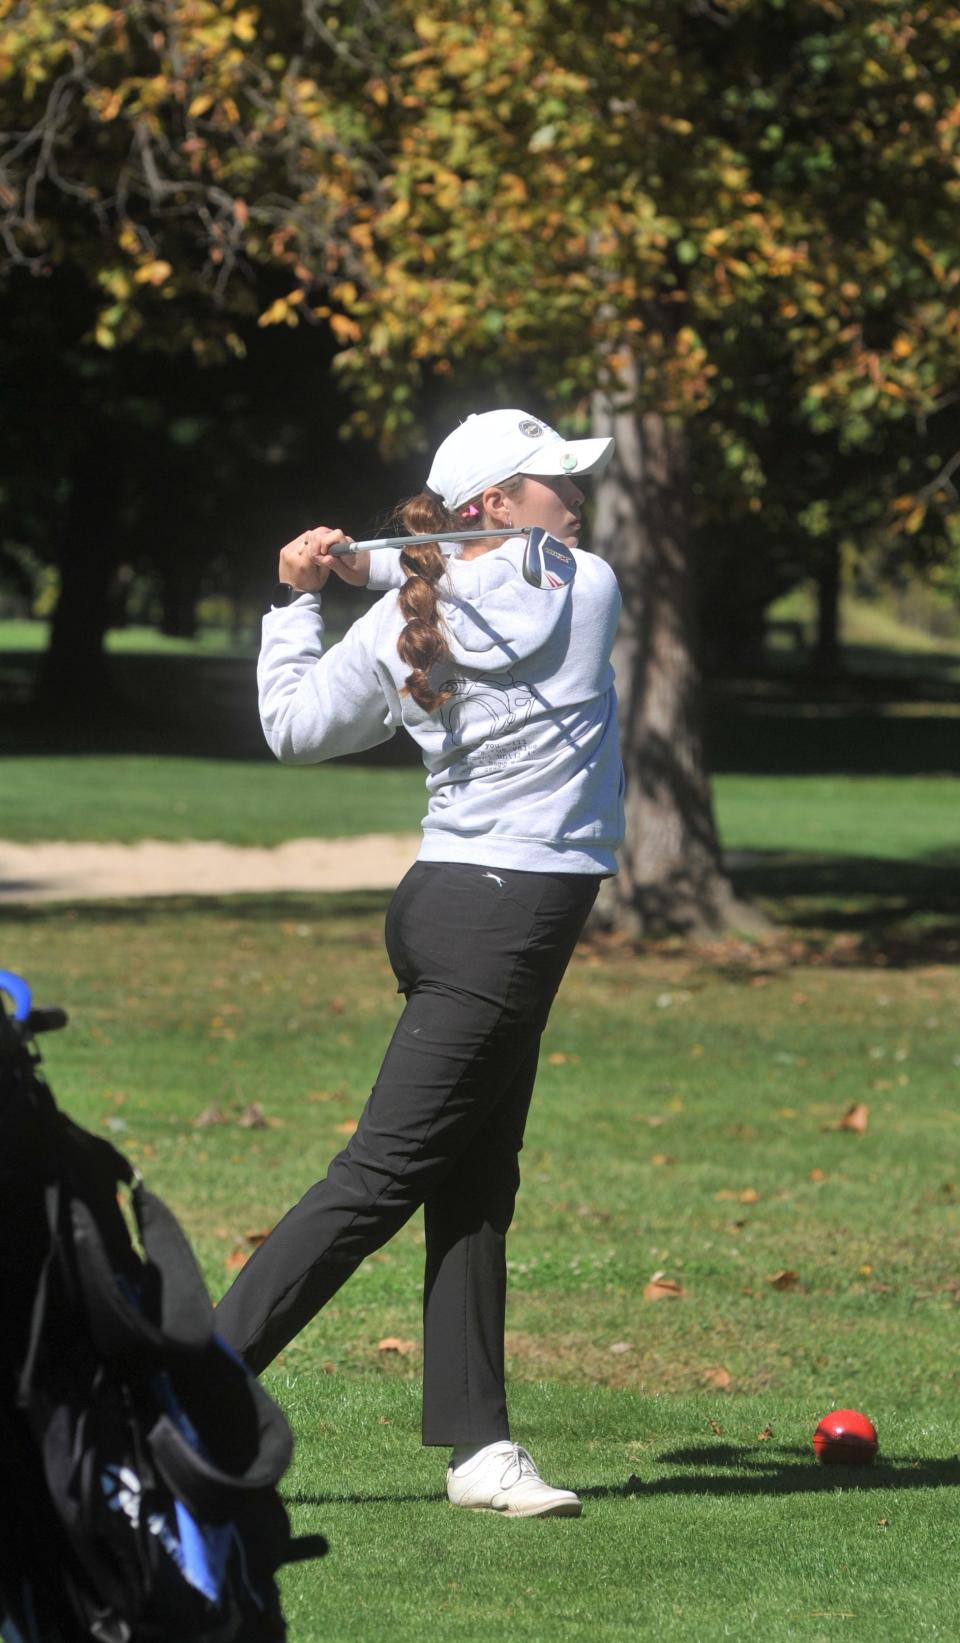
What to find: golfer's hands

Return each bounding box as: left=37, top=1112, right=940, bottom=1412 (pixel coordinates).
left=277, top=528, right=370, bottom=592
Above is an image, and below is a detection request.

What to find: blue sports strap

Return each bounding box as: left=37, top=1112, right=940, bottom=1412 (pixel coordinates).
left=0, top=970, right=32, bottom=1022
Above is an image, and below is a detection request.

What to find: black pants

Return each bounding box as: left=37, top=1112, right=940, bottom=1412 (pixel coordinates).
left=213, top=861, right=600, bottom=1446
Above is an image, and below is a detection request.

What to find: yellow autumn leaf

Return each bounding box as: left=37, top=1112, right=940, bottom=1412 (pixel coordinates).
left=329, top=313, right=362, bottom=344
left=133, top=259, right=172, bottom=286
left=97, top=88, right=124, bottom=122
left=904, top=505, right=927, bottom=535
left=258, top=296, right=292, bottom=327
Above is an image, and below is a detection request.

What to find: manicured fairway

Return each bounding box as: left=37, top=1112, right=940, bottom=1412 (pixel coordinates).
left=5, top=897, right=958, bottom=1640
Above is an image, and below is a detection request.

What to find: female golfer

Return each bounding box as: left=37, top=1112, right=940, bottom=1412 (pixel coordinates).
left=215, top=409, right=624, bottom=1517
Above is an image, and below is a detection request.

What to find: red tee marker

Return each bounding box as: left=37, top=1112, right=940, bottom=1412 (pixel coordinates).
left=813, top=1409, right=878, bottom=1466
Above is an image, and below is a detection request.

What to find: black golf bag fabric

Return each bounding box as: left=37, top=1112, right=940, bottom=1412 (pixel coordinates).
left=0, top=979, right=325, bottom=1643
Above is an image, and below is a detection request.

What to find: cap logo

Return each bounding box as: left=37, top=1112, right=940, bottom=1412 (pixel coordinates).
left=561, top=452, right=577, bottom=471
left=519, top=420, right=543, bottom=439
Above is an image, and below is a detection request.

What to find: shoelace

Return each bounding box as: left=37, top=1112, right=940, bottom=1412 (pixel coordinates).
left=498, top=1444, right=540, bottom=1488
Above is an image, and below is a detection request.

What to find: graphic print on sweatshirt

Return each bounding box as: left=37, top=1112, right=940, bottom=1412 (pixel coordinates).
left=436, top=670, right=537, bottom=771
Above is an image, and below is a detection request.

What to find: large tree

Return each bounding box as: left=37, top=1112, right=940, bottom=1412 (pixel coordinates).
left=319, top=0, right=960, bottom=933
left=3, top=0, right=959, bottom=930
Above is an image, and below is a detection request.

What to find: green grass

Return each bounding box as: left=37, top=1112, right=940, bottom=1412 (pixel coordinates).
left=5, top=898, right=960, bottom=1640
left=0, top=758, right=958, bottom=865
left=0, top=619, right=255, bottom=655
left=274, top=1380, right=960, bottom=1643
left=716, top=774, right=959, bottom=863
left=0, top=755, right=428, bottom=842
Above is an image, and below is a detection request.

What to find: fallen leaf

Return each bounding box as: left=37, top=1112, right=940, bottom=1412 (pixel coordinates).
left=757, top=1425, right=774, bottom=1441
left=878, top=1517, right=890, bottom=1528
left=767, top=1269, right=800, bottom=1291
left=739, top=1187, right=760, bottom=1204
left=307, top=1088, right=346, bottom=1103
left=650, top=1153, right=675, bottom=1167
left=609, top=1341, right=633, bottom=1354
left=715, top=1187, right=759, bottom=1203
left=643, top=1274, right=686, bottom=1302
left=238, top=1102, right=269, bottom=1129
left=702, top=1366, right=732, bottom=1389
left=547, top=1051, right=580, bottom=1065
left=244, top=1227, right=272, bottom=1247
left=377, top=1337, right=416, bottom=1355
left=193, top=1105, right=226, bottom=1127
left=225, top=1248, right=248, bottom=1271
left=335, top=1118, right=359, bottom=1136
left=823, top=1101, right=869, bottom=1133
left=709, top=1419, right=724, bottom=1436
left=809, top=1167, right=827, bottom=1182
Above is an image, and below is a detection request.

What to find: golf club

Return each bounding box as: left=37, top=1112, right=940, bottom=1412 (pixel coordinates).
left=328, top=526, right=576, bottom=590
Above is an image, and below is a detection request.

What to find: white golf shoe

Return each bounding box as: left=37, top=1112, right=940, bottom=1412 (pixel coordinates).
left=446, top=1441, right=582, bottom=1518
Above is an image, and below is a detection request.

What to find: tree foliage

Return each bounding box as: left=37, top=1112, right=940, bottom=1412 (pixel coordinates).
left=327, top=1, right=960, bottom=559
left=4, top=0, right=958, bottom=545
left=3, top=0, right=960, bottom=930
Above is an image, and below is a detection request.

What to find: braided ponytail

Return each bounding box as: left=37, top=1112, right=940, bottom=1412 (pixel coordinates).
left=393, top=474, right=525, bottom=713
left=395, top=491, right=461, bottom=714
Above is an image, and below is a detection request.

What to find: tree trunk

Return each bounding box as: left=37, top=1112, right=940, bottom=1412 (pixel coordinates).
left=591, top=377, right=769, bottom=938
left=160, top=566, right=198, bottom=639
left=814, top=540, right=842, bottom=675
left=34, top=454, right=119, bottom=712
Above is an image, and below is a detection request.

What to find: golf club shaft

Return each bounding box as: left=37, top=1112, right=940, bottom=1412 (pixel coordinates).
left=329, top=528, right=531, bottom=556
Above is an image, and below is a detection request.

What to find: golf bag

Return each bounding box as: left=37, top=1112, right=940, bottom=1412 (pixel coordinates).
left=0, top=971, right=326, bottom=1643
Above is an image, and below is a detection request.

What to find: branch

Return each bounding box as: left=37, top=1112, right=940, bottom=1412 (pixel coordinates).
left=918, top=447, right=960, bottom=503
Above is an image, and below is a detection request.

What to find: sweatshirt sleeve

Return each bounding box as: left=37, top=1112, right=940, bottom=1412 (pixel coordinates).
left=257, top=593, right=398, bottom=765
left=366, top=544, right=457, bottom=592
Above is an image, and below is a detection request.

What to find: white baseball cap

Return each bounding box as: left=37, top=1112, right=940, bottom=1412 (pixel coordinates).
left=426, top=409, right=615, bottom=512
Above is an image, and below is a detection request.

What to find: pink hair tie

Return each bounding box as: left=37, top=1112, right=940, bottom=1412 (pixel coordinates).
left=460, top=504, right=481, bottom=519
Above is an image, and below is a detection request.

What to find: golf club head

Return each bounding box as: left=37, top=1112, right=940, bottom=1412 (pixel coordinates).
left=522, top=527, right=577, bottom=590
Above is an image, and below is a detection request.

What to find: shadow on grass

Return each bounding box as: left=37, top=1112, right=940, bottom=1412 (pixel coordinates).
left=1, top=861, right=957, bottom=968
left=728, top=850, right=960, bottom=967
left=282, top=1444, right=960, bottom=1509
left=580, top=1443, right=960, bottom=1500
left=284, top=1490, right=441, bottom=1509
left=3, top=639, right=959, bottom=773
left=0, top=652, right=420, bottom=767
left=0, top=891, right=394, bottom=924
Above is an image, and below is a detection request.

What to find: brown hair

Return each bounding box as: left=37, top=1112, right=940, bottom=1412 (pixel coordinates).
left=394, top=475, right=526, bottom=714
left=395, top=491, right=460, bottom=714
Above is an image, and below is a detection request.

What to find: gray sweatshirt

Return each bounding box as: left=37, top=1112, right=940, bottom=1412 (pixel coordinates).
left=257, top=537, right=624, bottom=875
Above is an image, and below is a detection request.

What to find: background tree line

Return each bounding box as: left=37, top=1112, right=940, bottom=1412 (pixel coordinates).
left=2, top=0, right=958, bottom=933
